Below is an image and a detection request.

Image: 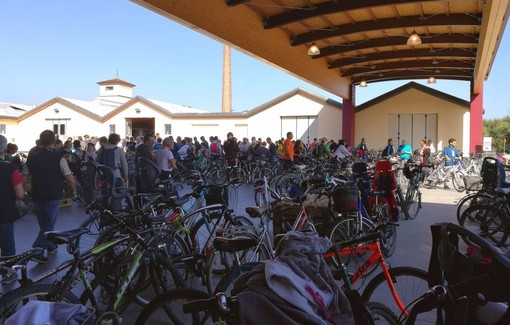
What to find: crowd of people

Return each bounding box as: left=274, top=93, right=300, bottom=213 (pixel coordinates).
left=0, top=128, right=462, bottom=281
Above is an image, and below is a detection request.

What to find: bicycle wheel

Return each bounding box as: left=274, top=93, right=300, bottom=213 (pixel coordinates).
left=456, top=192, right=495, bottom=223
left=210, top=167, right=227, bottom=186
left=329, top=216, right=376, bottom=278
left=395, top=186, right=408, bottom=220
left=362, top=267, right=430, bottom=323
left=459, top=205, right=509, bottom=247
left=135, top=288, right=213, bottom=325
left=0, top=283, right=80, bottom=322
left=275, top=174, right=303, bottom=198
left=367, top=302, right=399, bottom=324
left=452, top=171, right=466, bottom=192
left=404, top=185, right=421, bottom=220
left=254, top=187, right=279, bottom=207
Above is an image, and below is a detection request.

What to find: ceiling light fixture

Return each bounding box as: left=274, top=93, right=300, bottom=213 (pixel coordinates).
left=360, top=80, right=368, bottom=87
left=407, top=31, right=422, bottom=45
left=308, top=43, right=320, bottom=56
left=427, top=76, right=436, bottom=84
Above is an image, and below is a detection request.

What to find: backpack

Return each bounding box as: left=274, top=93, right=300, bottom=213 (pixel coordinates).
left=97, top=147, right=119, bottom=170
left=210, top=142, right=219, bottom=155
left=62, top=152, right=81, bottom=174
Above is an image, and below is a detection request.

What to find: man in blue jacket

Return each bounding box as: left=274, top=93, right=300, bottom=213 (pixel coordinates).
left=443, top=138, right=461, bottom=189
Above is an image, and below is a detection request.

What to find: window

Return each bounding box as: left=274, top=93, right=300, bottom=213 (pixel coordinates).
left=109, top=124, right=116, bottom=134
left=0, top=124, right=6, bottom=134
left=60, top=124, right=66, bottom=135
left=164, top=124, right=172, bottom=135
left=106, top=86, right=114, bottom=91
left=53, top=124, right=59, bottom=134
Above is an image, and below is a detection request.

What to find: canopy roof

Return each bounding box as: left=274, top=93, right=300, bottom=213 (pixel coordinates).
left=132, top=0, right=510, bottom=99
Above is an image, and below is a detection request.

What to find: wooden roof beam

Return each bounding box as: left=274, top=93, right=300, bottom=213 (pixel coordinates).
left=265, top=0, right=428, bottom=29
left=313, top=33, right=478, bottom=58
left=328, top=48, right=476, bottom=68
left=292, top=14, right=481, bottom=45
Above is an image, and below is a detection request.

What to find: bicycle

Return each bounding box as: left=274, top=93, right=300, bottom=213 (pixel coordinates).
left=423, top=159, right=466, bottom=192
left=135, top=236, right=263, bottom=324
left=323, top=229, right=429, bottom=322
left=404, top=223, right=510, bottom=324
left=401, top=162, right=430, bottom=220
left=0, top=210, right=185, bottom=324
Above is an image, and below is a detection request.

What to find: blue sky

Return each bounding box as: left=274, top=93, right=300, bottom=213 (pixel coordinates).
left=1, top=0, right=509, bottom=119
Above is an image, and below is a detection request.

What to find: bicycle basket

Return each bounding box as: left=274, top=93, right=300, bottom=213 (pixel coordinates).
left=464, top=175, right=483, bottom=191
left=205, top=185, right=228, bottom=206
left=331, top=186, right=359, bottom=213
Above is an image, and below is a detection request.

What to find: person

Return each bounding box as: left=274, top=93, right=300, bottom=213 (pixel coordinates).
left=397, top=139, right=412, bottom=161
left=193, top=136, right=201, bottom=156
left=177, top=138, right=192, bottom=161
left=96, top=133, right=129, bottom=187
left=85, top=142, right=97, bottom=161
left=444, top=138, right=461, bottom=167
left=382, top=138, right=395, bottom=158
left=255, top=141, right=270, bottom=161
left=200, top=136, right=209, bottom=150
left=223, top=132, right=240, bottom=181
left=427, top=139, right=436, bottom=154
left=281, top=132, right=294, bottom=168
left=443, top=138, right=461, bottom=189
left=332, top=139, right=352, bottom=159
left=355, top=138, right=368, bottom=160
left=73, top=140, right=86, bottom=161
left=156, top=137, right=177, bottom=180
left=23, top=130, right=76, bottom=263
left=419, top=139, right=430, bottom=165
left=239, top=137, right=250, bottom=160
left=318, top=137, right=331, bottom=158
left=153, top=137, right=162, bottom=151
left=0, top=135, right=24, bottom=269
left=210, top=136, right=222, bottom=159
left=266, top=137, right=277, bottom=166
left=329, top=139, right=338, bottom=152
left=293, top=139, right=304, bottom=163
left=135, top=133, right=155, bottom=167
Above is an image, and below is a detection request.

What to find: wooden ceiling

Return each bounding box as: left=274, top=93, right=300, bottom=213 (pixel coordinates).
left=132, top=0, right=509, bottom=99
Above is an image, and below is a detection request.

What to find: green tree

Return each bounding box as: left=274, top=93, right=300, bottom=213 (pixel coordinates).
left=484, top=116, right=510, bottom=152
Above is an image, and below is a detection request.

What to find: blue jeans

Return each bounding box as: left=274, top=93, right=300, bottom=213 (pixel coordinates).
left=0, top=222, right=15, bottom=256
left=32, top=200, right=60, bottom=251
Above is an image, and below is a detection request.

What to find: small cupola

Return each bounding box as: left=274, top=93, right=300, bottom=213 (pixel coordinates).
left=97, top=77, right=135, bottom=98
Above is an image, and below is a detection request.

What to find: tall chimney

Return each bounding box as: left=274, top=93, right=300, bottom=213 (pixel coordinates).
left=222, top=44, right=232, bottom=113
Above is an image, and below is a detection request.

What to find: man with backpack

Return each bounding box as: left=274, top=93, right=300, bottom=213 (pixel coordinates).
left=382, top=138, right=395, bottom=158
left=223, top=132, right=240, bottom=182
left=96, top=133, right=128, bottom=187
left=210, top=136, right=222, bottom=160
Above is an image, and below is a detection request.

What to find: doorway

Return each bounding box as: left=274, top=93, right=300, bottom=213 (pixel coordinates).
left=126, top=118, right=155, bottom=138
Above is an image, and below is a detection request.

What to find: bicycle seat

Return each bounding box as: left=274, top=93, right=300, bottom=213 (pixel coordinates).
left=0, top=247, right=44, bottom=266
left=372, top=190, right=386, bottom=196
left=44, top=228, right=89, bottom=245
left=213, top=237, right=258, bottom=253
left=245, top=206, right=262, bottom=217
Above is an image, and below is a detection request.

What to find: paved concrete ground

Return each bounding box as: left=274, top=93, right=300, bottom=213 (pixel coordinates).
left=2, top=184, right=465, bottom=324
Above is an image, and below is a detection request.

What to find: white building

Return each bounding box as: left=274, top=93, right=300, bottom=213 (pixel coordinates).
left=0, top=78, right=343, bottom=151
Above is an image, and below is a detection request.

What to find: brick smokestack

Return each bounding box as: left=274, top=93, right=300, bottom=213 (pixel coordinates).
left=222, top=44, right=232, bottom=113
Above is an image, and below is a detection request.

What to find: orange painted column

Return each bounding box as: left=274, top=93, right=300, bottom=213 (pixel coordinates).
left=470, top=85, right=483, bottom=153
left=342, top=85, right=355, bottom=146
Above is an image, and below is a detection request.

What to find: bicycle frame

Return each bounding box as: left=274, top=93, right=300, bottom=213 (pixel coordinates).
left=323, top=241, right=410, bottom=316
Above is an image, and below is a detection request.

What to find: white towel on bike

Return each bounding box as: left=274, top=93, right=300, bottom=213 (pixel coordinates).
left=265, top=231, right=354, bottom=325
